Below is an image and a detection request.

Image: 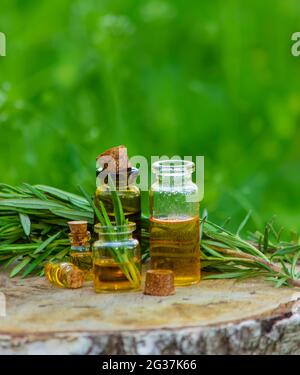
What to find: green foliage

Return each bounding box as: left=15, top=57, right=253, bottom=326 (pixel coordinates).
left=0, top=0, right=300, bottom=231
left=0, top=183, right=91, bottom=277
left=0, top=183, right=299, bottom=288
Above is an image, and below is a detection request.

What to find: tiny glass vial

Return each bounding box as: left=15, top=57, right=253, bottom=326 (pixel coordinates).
left=93, top=222, right=141, bottom=292
left=149, top=160, right=201, bottom=286
left=68, top=221, right=93, bottom=281
left=44, top=262, right=84, bottom=289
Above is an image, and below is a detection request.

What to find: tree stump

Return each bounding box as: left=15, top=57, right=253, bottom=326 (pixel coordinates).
left=1, top=272, right=300, bottom=354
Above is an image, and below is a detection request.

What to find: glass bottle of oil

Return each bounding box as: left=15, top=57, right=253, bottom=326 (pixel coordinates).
left=44, top=262, right=84, bottom=289
left=92, top=222, right=141, bottom=292
left=94, top=166, right=141, bottom=241
left=68, top=221, right=93, bottom=281
left=149, top=160, right=201, bottom=286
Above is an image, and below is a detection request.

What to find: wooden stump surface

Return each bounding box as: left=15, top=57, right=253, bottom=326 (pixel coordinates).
left=1, top=272, right=300, bottom=354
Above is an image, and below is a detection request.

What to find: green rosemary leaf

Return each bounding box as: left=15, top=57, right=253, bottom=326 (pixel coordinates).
left=50, top=209, right=93, bottom=223
left=32, top=232, right=61, bottom=255
left=279, top=258, right=290, bottom=277
left=35, top=185, right=90, bottom=209
left=291, top=251, right=300, bottom=279
left=10, top=256, right=32, bottom=278
left=268, top=222, right=278, bottom=240
left=203, top=271, right=249, bottom=279
left=276, top=227, right=284, bottom=242
left=78, top=185, right=105, bottom=225
left=0, top=244, right=38, bottom=252
left=221, top=217, right=231, bottom=228
left=0, top=198, right=66, bottom=211
left=107, top=175, right=125, bottom=226
left=202, top=240, right=233, bottom=249
left=0, top=183, right=28, bottom=195
left=203, top=219, right=233, bottom=235
left=236, top=210, right=252, bottom=236
left=271, top=244, right=300, bottom=258
left=19, top=213, right=31, bottom=236
left=253, top=261, right=274, bottom=273
left=22, top=183, right=48, bottom=201
left=99, top=201, right=113, bottom=227
left=275, top=277, right=288, bottom=288
left=51, top=247, right=69, bottom=260
left=21, top=246, right=55, bottom=278
left=263, top=224, right=269, bottom=252
left=201, top=244, right=225, bottom=258
left=3, top=255, right=21, bottom=269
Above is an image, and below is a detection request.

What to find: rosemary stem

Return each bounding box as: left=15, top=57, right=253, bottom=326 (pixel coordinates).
left=209, top=245, right=300, bottom=287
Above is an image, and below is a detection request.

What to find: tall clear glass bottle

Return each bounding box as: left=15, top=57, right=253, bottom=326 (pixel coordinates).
left=149, top=160, right=201, bottom=286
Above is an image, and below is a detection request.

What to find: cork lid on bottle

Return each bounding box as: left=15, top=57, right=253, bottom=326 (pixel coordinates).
left=96, top=145, right=132, bottom=175
left=68, top=221, right=90, bottom=246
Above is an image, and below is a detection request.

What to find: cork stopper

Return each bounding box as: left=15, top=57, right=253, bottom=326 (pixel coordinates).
left=96, top=145, right=132, bottom=174
left=144, top=269, right=175, bottom=296
left=68, top=221, right=90, bottom=246
left=65, top=266, right=85, bottom=289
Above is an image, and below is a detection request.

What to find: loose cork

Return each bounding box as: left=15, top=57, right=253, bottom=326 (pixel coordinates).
left=144, top=269, right=175, bottom=296
left=65, top=267, right=85, bottom=289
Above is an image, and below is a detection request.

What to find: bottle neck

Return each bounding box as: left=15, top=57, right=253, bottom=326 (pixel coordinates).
left=69, top=232, right=91, bottom=247
left=94, top=223, right=136, bottom=242
left=156, top=173, right=193, bottom=187
left=97, top=231, right=133, bottom=242
left=96, top=168, right=139, bottom=189
left=152, top=160, right=195, bottom=189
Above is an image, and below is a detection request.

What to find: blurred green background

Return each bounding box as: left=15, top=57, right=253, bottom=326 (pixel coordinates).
left=0, top=0, right=299, bottom=231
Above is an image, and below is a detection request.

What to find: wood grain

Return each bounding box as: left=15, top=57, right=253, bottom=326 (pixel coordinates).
left=1, top=273, right=300, bottom=354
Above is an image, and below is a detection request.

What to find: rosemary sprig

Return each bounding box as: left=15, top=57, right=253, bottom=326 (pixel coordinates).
left=0, top=183, right=299, bottom=289
left=201, top=216, right=300, bottom=287
left=0, top=183, right=92, bottom=277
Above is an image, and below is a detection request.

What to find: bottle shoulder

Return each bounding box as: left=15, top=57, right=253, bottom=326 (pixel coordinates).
left=95, top=185, right=140, bottom=195
left=93, top=238, right=139, bottom=249
left=150, top=181, right=198, bottom=193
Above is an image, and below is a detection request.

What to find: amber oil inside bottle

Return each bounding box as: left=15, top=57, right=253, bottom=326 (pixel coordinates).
left=93, top=222, right=141, bottom=292
left=150, top=216, right=200, bottom=286
left=94, top=168, right=141, bottom=240
left=45, top=262, right=84, bottom=289
left=68, top=221, right=93, bottom=281
left=93, top=256, right=141, bottom=292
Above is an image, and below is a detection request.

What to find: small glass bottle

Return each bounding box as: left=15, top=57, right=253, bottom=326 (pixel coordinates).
left=68, top=221, right=93, bottom=281
left=44, top=262, right=84, bottom=289
left=94, top=167, right=141, bottom=241
left=149, top=160, right=201, bottom=286
left=93, top=222, right=141, bottom=292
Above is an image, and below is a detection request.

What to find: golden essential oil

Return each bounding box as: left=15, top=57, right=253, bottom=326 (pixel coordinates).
left=93, top=256, right=141, bottom=292
left=94, top=186, right=141, bottom=239
left=150, top=216, right=200, bottom=286
left=68, top=221, right=93, bottom=281
left=69, top=251, right=93, bottom=281
left=44, top=262, right=84, bottom=289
